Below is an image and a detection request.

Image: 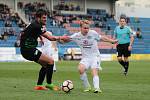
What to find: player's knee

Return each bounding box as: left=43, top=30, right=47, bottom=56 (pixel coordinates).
left=124, top=57, right=128, bottom=62
left=92, top=68, right=98, bottom=76
left=78, top=64, right=86, bottom=74
left=48, top=59, right=54, bottom=65
left=78, top=67, right=85, bottom=74
left=78, top=69, right=83, bottom=74
left=117, top=57, right=122, bottom=61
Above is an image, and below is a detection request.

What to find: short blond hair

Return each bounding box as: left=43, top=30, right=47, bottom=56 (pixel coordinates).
left=80, top=20, right=90, bottom=27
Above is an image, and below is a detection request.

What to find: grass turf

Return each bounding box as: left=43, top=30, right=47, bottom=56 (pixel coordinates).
left=0, top=61, right=149, bottom=100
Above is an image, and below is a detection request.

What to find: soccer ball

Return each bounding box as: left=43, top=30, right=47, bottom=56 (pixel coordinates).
left=61, top=80, right=74, bottom=93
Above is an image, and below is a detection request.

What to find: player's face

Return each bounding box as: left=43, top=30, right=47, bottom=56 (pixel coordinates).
left=40, top=15, right=47, bottom=25
left=119, top=19, right=126, bottom=27
left=81, top=24, right=89, bottom=35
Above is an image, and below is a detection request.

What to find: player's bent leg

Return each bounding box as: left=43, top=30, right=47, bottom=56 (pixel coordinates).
left=38, top=53, right=54, bottom=66
left=38, top=54, right=54, bottom=82
left=78, top=63, right=86, bottom=74
left=78, top=64, right=91, bottom=92
left=37, top=54, right=60, bottom=90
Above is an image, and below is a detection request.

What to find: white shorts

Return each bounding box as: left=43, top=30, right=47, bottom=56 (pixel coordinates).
left=41, top=47, right=53, bottom=57
left=79, top=56, right=102, bottom=70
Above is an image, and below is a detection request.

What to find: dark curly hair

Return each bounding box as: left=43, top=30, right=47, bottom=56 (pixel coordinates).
left=36, top=9, right=47, bottom=18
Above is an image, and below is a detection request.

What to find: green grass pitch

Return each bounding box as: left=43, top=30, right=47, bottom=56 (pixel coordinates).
left=0, top=61, right=149, bottom=100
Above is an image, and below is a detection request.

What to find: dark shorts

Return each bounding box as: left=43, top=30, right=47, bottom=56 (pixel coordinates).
left=20, top=47, right=42, bottom=62
left=117, top=43, right=131, bottom=57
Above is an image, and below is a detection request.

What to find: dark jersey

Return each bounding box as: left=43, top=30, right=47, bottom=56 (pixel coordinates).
left=20, top=20, right=46, bottom=48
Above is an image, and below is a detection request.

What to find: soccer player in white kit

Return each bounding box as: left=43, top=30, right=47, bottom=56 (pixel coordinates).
left=61, top=20, right=118, bottom=93
left=41, top=31, right=57, bottom=71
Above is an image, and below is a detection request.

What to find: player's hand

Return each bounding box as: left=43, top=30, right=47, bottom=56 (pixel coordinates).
left=58, top=39, right=65, bottom=44
left=128, top=45, right=132, bottom=51
left=60, top=36, right=70, bottom=42
left=112, top=39, right=118, bottom=44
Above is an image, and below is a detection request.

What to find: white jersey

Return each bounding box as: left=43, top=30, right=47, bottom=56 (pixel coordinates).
left=41, top=32, right=57, bottom=71
left=42, top=32, right=53, bottom=49
left=41, top=32, right=54, bottom=57
left=70, top=30, right=101, bottom=58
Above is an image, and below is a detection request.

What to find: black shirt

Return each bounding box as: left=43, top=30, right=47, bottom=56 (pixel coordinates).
left=20, top=20, right=46, bottom=48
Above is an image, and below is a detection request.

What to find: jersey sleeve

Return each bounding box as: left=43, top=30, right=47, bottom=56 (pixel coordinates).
left=128, top=26, right=133, bottom=36
left=70, top=33, right=79, bottom=42
left=94, top=31, right=101, bottom=41
left=114, top=27, right=117, bottom=35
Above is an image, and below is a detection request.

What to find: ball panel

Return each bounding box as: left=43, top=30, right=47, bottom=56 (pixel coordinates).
left=62, top=81, right=69, bottom=86
left=66, top=80, right=73, bottom=83
left=62, top=86, right=69, bottom=92
left=61, top=80, right=74, bottom=93
left=68, top=83, right=73, bottom=90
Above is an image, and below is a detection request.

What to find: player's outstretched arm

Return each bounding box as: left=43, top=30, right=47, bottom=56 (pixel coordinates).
left=101, top=35, right=118, bottom=44
left=42, top=31, right=59, bottom=41
left=58, top=36, right=71, bottom=44
left=42, top=31, right=70, bottom=41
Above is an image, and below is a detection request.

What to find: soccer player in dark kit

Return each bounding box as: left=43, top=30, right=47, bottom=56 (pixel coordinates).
left=20, top=9, right=69, bottom=90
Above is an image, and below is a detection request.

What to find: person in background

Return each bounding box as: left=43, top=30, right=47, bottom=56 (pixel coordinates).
left=40, top=31, right=57, bottom=72
left=136, top=27, right=142, bottom=39
left=114, top=17, right=134, bottom=76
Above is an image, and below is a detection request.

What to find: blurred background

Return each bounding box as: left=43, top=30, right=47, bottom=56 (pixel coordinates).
left=0, top=0, right=150, bottom=62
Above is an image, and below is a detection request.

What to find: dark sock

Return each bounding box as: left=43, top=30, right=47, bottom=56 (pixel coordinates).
left=46, top=64, right=54, bottom=84
left=118, top=60, right=125, bottom=68
left=124, top=61, right=129, bottom=72
left=37, top=67, right=47, bottom=85
left=124, top=61, right=129, bottom=67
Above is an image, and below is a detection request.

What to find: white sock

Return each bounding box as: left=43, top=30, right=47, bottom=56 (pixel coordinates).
left=53, top=63, right=56, bottom=71
left=80, top=72, right=90, bottom=88
left=93, top=75, right=100, bottom=89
